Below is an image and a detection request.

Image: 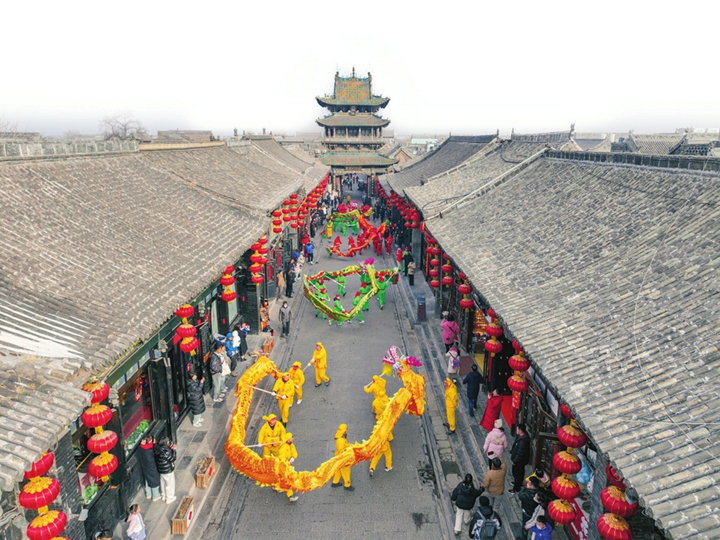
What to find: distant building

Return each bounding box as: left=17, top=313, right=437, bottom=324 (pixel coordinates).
left=157, top=130, right=213, bottom=143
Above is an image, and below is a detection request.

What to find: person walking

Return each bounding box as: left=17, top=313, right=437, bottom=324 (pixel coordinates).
left=518, top=476, right=541, bottom=535
left=368, top=438, right=392, bottom=476
left=469, top=496, right=502, bottom=540
left=444, top=378, right=458, bottom=435
left=276, top=269, right=285, bottom=301
left=187, top=372, right=206, bottom=427
left=450, top=473, right=484, bottom=536
left=480, top=456, right=506, bottom=507
left=285, top=263, right=295, bottom=298
left=154, top=437, right=177, bottom=504
left=523, top=492, right=548, bottom=539
left=310, top=342, right=330, bottom=386
left=257, top=414, right=286, bottom=458
left=259, top=299, right=270, bottom=333
left=441, top=313, right=460, bottom=353
left=479, top=389, right=503, bottom=431
left=527, top=515, right=553, bottom=540
left=137, top=436, right=161, bottom=501
left=279, top=300, right=292, bottom=338
left=278, top=433, right=299, bottom=502
left=509, top=424, right=532, bottom=493
left=351, top=291, right=365, bottom=324
left=407, top=258, right=416, bottom=286
left=272, top=372, right=295, bottom=424
left=306, top=240, right=315, bottom=264
left=446, top=346, right=460, bottom=382
left=376, top=275, right=388, bottom=309
left=290, top=361, right=305, bottom=405
left=483, top=419, right=508, bottom=465
left=331, top=424, right=354, bottom=490
left=209, top=341, right=226, bottom=403
left=336, top=274, right=346, bottom=297
left=463, top=364, right=484, bottom=417
left=125, top=504, right=146, bottom=540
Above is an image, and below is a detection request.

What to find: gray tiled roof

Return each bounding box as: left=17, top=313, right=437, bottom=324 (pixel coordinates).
left=425, top=156, right=720, bottom=540
left=384, top=135, right=496, bottom=194
left=280, top=144, right=318, bottom=166
left=249, top=137, right=316, bottom=174
left=630, top=134, right=684, bottom=155
left=405, top=140, right=557, bottom=212
left=143, top=145, right=303, bottom=212
left=0, top=153, right=265, bottom=370
left=0, top=363, right=90, bottom=490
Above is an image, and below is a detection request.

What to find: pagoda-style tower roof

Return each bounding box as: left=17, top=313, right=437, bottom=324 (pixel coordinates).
left=315, top=69, right=390, bottom=110
left=317, top=113, right=391, bottom=128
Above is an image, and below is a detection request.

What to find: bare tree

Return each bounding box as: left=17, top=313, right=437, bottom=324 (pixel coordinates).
left=0, top=115, right=18, bottom=133
left=99, top=114, right=145, bottom=140
left=63, top=129, right=81, bottom=140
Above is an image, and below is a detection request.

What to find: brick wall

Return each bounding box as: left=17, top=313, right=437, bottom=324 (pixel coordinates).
left=0, top=140, right=137, bottom=160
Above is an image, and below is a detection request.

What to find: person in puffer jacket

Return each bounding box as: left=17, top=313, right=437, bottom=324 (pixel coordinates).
left=451, top=473, right=484, bottom=535
left=153, top=438, right=177, bottom=504
left=187, top=372, right=206, bottom=427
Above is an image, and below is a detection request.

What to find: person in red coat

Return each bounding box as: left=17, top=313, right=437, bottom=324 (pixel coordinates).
left=479, top=389, right=503, bottom=431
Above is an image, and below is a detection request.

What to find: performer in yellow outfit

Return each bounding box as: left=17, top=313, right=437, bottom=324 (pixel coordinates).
left=364, top=375, right=389, bottom=419
left=310, top=342, right=330, bottom=387
left=289, top=361, right=305, bottom=405
left=444, top=378, right=458, bottom=435
left=331, top=424, right=354, bottom=491
left=272, top=373, right=295, bottom=424
left=369, top=439, right=393, bottom=475
left=257, top=414, right=286, bottom=458
left=277, top=433, right=299, bottom=502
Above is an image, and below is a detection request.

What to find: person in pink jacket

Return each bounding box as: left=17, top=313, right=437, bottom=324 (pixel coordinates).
left=440, top=312, right=459, bottom=353
left=483, top=418, right=508, bottom=465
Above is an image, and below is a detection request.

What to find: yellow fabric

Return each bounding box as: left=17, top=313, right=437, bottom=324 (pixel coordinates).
left=372, top=394, right=389, bottom=419
left=312, top=344, right=327, bottom=369
left=225, top=355, right=425, bottom=493
left=290, top=366, right=305, bottom=401
left=257, top=420, right=286, bottom=458
left=364, top=376, right=387, bottom=399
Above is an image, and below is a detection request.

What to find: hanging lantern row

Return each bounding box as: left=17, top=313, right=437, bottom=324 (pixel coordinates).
left=19, top=453, right=69, bottom=539
left=81, top=381, right=119, bottom=483
left=484, top=309, right=503, bottom=358
left=458, top=272, right=474, bottom=311
left=220, top=264, right=237, bottom=303
left=548, top=416, right=587, bottom=526
left=427, top=242, right=441, bottom=289
left=441, top=254, right=453, bottom=287
left=596, top=462, right=637, bottom=540
left=174, top=304, right=198, bottom=355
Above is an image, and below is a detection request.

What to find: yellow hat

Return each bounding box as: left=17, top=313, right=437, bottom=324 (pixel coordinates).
left=292, top=361, right=302, bottom=368
left=263, top=413, right=277, bottom=422
left=283, top=432, right=293, bottom=442
left=334, top=423, right=347, bottom=438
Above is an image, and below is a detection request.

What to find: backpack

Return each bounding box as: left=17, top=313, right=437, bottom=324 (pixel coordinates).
left=471, top=512, right=499, bottom=540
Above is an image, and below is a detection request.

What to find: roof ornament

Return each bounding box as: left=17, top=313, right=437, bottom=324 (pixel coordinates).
left=352, top=67, right=356, bottom=77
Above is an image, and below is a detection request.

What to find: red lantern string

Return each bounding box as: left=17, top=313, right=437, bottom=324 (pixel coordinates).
left=549, top=418, right=588, bottom=528
left=220, top=265, right=237, bottom=303
left=174, top=304, right=198, bottom=356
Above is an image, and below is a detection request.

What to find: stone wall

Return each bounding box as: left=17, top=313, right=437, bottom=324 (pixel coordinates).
left=0, top=140, right=137, bottom=160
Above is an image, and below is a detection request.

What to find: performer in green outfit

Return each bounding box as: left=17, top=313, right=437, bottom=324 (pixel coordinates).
left=330, top=295, right=344, bottom=326
left=341, top=219, right=348, bottom=237
left=351, top=291, right=365, bottom=324
left=315, top=287, right=329, bottom=319
left=359, top=281, right=371, bottom=311
left=336, top=274, right=346, bottom=297
left=377, top=276, right=388, bottom=310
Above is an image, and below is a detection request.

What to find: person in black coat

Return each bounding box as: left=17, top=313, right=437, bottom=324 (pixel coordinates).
left=154, top=437, right=177, bottom=504
left=509, top=424, right=532, bottom=493
left=462, top=364, right=484, bottom=417
left=187, top=372, right=206, bottom=427
left=137, top=436, right=161, bottom=501
left=518, top=476, right=541, bottom=536
left=468, top=495, right=502, bottom=539
left=451, top=473, right=484, bottom=536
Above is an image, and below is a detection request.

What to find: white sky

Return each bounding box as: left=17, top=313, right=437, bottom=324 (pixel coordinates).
left=3, top=0, right=718, bottom=138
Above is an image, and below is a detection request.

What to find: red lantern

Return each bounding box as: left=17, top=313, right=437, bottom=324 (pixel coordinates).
left=175, top=323, right=196, bottom=339
left=509, top=352, right=529, bottom=372
left=26, top=510, right=67, bottom=540
left=272, top=210, right=282, bottom=218
left=441, top=264, right=453, bottom=274
left=221, top=290, right=237, bottom=302
left=507, top=374, right=529, bottom=392
left=429, top=279, right=440, bottom=289
left=601, top=486, right=638, bottom=517
left=19, top=477, right=60, bottom=514
left=180, top=336, right=199, bottom=354
left=484, top=337, right=503, bottom=356
left=223, top=265, right=234, bottom=274
left=441, top=276, right=453, bottom=286
left=429, top=268, right=440, bottom=278
left=251, top=274, right=264, bottom=284
left=552, top=475, right=581, bottom=500
left=273, top=226, right=282, bottom=234
left=548, top=499, right=576, bottom=525
left=511, top=338, right=523, bottom=352
left=250, top=253, right=262, bottom=263
left=459, top=298, right=474, bottom=310
left=24, top=453, right=55, bottom=480
left=560, top=403, right=573, bottom=419
left=258, top=255, right=268, bottom=265
left=258, top=235, right=268, bottom=245
left=220, top=275, right=235, bottom=287
left=273, top=219, right=283, bottom=227
left=429, top=258, right=440, bottom=267
left=553, top=450, right=582, bottom=475
left=458, top=284, right=472, bottom=296
left=558, top=423, right=587, bottom=449
left=87, top=430, right=119, bottom=454
left=606, top=464, right=627, bottom=490
left=290, top=193, right=298, bottom=200
left=258, top=246, right=269, bottom=255
left=485, top=319, right=503, bottom=338
left=597, top=513, right=633, bottom=540
left=88, top=453, right=119, bottom=482
left=81, top=382, right=110, bottom=404
left=249, top=263, right=263, bottom=274
left=175, top=304, right=194, bottom=321
left=81, top=404, right=113, bottom=430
